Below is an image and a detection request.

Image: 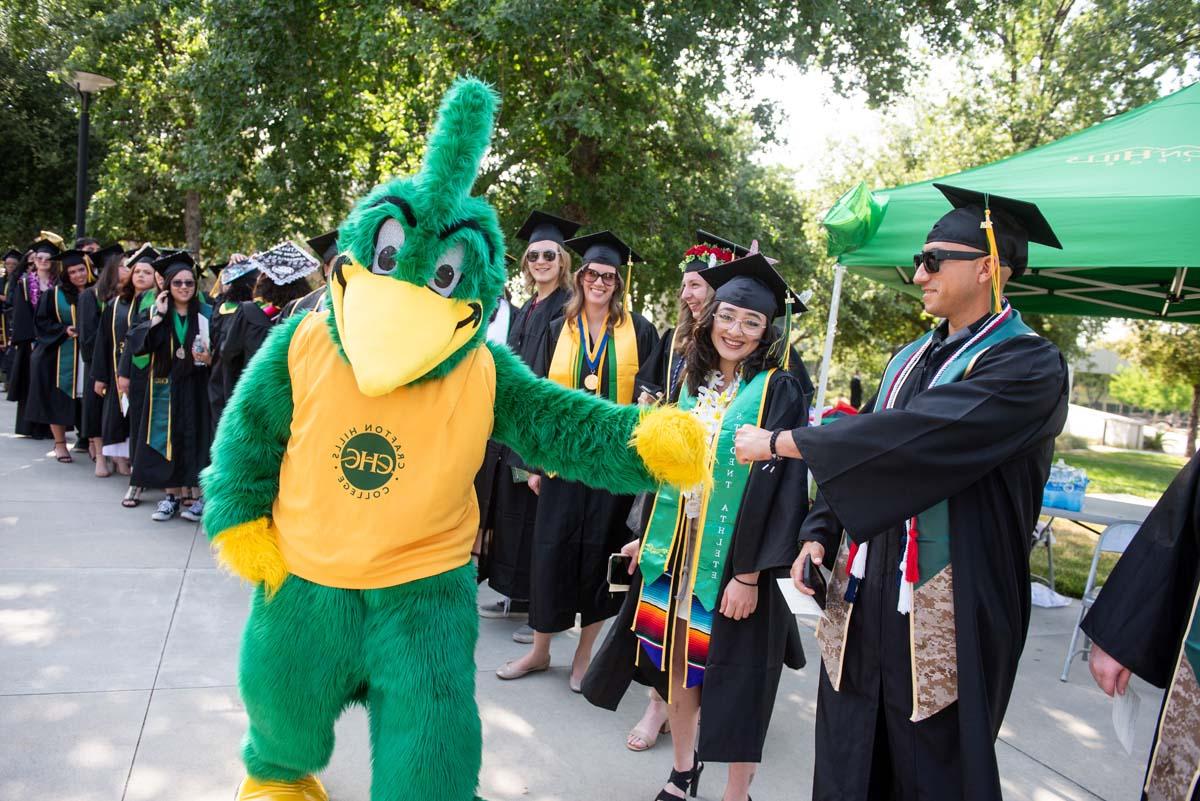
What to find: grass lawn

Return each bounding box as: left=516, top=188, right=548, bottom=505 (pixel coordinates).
left=1030, top=448, right=1187, bottom=598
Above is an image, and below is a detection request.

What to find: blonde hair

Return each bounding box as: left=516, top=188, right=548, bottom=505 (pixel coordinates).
left=521, top=242, right=572, bottom=295
left=561, top=263, right=628, bottom=330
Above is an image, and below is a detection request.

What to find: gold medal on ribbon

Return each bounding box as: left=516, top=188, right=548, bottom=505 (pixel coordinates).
left=583, top=372, right=599, bottom=391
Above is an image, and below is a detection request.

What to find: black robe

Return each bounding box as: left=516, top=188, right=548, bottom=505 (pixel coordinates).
left=127, top=308, right=212, bottom=488
left=793, top=322, right=1068, bottom=801
left=5, top=271, right=52, bottom=438
left=206, top=300, right=240, bottom=431
left=479, top=287, right=569, bottom=597
left=281, top=285, right=326, bottom=318
left=76, top=287, right=105, bottom=439
left=583, top=368, right=810, bottom=764
left=1082, top=452, right=1200, bottom=801
left=525, top=310, right=659, bottom=632
left=218, top=301, right=277, bottom=405
left=27, top=286, right=81, bottom=428
left=117, top=292, right=156, bottom=464
left=93, top=296, right=140, bottom=447
left=473, top=299, right=518, bottom=551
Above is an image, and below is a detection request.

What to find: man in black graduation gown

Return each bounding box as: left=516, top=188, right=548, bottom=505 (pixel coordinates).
left=736, top=185, right=1070, bottom=801
left=282, top=230, right=338, bottom=317
left=1083, top=452, right=1200, bottom=801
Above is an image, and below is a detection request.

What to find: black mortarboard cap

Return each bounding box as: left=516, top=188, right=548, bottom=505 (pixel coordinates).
left=306, top=230, right=340, bottom=264
left=926, top=184, right=1062, bottom=277
left=700, top=253, right=791, bottom=319
left=59, top=249, right=93, bottom=270
left=2, top=248, right=22, bottom=261
left=696, top=230, right=750, bottom=259
left=151, top=250, right=196, bottom=282
left=30, top=238, right=61, bottom=257
left=682, top=230, right=749, bottom=273
left=128, top=244, right=160, bottom=264
left=564, top=230, right=643, bottom=268
left=516, top=211, right=582, bottom=246
left=93, top=243, right=124, bottom=268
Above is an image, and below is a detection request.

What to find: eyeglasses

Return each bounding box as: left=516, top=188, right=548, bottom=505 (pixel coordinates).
left=714, top=310, right=766, bottom=335
left=581, top=267, right=618, bottom=287
left=913, top=249, right=989, bottom=273
left=171, top=279, right=196, bottom=288
left=526, top=249, right=558, bottom=263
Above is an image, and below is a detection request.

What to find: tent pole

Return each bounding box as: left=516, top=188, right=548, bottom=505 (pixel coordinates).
left=809, top=263, right=846, bottom=492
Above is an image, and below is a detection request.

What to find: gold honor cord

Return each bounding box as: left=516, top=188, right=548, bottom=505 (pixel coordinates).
left=981, top=206, right=1003, bottom=314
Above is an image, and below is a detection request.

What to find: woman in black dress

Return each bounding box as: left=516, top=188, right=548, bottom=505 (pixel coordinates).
left=6, top=241, right=57, bottom=440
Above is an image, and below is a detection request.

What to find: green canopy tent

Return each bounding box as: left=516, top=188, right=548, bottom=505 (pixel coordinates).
left=811, top=81, right=1200, bottom=418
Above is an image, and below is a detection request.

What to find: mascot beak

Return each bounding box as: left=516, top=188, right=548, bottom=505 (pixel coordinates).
left=330, top=256, right=483, bottom=396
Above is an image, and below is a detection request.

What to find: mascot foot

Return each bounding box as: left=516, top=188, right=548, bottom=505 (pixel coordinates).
left=630, top=405, right=709, bottom=489
left=236, top=775, right=328, bottom=801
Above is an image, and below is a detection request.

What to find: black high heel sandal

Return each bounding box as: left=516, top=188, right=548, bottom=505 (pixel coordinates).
left=655, top=752, right=704, bottom=800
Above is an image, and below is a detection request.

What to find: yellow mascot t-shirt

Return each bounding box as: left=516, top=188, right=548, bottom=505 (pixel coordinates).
left=272, top=311, right=496, bottom=589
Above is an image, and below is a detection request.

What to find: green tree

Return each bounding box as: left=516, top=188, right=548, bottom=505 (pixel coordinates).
left=1122, top=323, right=1200, bottom=455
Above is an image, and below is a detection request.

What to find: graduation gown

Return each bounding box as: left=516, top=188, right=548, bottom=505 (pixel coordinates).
left=473, top=298, right=516, bottom=548
left=116, top=292, right=156, bottom=462
left=92, top=296, right=139, bottom=446
left=206, top=300, right=240, bottom=430
left=479, top=286, right=568, bottom=597
left=1082, top=452, right=1200, bottom=801
left=525, top=310, right=658, bottom=632
left=793, top=320, right=1069, bottom=801
left=76, top=287, right=105, bottom=439
left=127, top=307, right=212, bottom=488
left=281, top=285, right=326, bottom=318
left=27, top=286, right=81, bottom=428
left=583, top=368, right=810, bottom=764
left=218, top=301, right=277, bottom=404
left=5, top=271, right=52, bottom=438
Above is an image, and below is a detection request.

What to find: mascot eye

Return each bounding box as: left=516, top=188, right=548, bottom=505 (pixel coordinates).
left=372, top=218, right=406, bottom=275
left=428, top=242, right=464, bottom=297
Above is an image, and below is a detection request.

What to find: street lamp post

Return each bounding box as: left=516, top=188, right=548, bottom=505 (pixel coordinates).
left=67, top=70, right=116, bottom=240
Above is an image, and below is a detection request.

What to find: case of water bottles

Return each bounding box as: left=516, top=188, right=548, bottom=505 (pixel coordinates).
left=1042, top=459, right=1088, bottom=511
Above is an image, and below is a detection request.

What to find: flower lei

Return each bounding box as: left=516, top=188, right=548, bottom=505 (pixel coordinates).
left=682, top=370, right=740, bottom=518
left=678, top=243, right=734, bottom=272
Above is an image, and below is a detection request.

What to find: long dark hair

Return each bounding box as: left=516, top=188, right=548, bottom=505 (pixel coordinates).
left=254, top=273, right=311, bottom=309
left=93, top=253, right=124, bottom=301
left=120, top=261, right=156, bottom=303
left=682, top=299, right=781, bottom=397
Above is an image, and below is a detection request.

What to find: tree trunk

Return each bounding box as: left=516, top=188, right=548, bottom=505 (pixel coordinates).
left=184, top=189, right=201, bottom=256
left=1189, top=384, right=1199, bottom=458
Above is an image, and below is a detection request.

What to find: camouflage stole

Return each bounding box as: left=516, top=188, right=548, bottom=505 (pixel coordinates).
left=1144, top=581, right=1200, bottom=801
left=817, top=302, right=1034, bottom=722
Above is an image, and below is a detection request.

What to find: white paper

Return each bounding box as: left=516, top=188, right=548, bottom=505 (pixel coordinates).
left=120, top=394, right=130, bottom=417
left=1113, top=686, right=1141, bottom=755
left=777, top=578, right=826, bottom=619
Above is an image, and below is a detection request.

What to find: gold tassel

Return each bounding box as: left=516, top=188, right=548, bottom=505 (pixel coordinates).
left=981, top=207, right=1002, bottom=313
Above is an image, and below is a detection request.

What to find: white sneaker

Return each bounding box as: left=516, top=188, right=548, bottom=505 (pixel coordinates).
left=512, top=624, right=535, bottom=644
left=180, top=498, right=205, bottom=522
left=151, top=496, right=180, bottom=521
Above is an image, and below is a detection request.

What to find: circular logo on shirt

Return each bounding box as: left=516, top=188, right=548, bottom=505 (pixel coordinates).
left=333, top=427, right=404, bottom=496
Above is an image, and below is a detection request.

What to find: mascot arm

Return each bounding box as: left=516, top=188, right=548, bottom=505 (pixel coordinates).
left=487, top=341, right=708, bottom=494
left=200, top=313, right=304, bottom=594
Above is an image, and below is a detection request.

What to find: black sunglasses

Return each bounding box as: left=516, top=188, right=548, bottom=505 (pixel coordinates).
left=913, top=248, right=989, bottom=273
left=526, top=249, right=558, bottom=263
left=171, top=279, right=196, bottom=288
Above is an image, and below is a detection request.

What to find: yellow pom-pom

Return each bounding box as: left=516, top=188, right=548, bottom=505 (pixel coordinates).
left=630, top=406, right=709, bottom=489
left=212, top=517, right=289, bottom=597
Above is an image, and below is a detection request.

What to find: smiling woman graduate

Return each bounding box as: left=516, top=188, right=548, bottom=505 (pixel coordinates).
left=585, top=253, right=810, bottom=801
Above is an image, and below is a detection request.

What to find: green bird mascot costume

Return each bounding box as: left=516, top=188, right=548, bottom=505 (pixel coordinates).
left=202, top=78, right=708, bottom=801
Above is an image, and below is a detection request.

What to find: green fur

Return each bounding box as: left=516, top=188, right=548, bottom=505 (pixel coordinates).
left=200, top=312, right=303, bottom=540
left=329, top=77, right=505, bottom=383
left=239, top=565, right=482, bottom=801
left=487, top=341, right=657, bottom=495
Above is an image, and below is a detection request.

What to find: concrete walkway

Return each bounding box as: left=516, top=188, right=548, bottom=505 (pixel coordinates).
left=0, top=399, right=1163, bottom=800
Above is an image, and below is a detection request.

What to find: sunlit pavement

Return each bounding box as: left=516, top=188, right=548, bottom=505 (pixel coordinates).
left=0, top=399, right=1162, bottom=800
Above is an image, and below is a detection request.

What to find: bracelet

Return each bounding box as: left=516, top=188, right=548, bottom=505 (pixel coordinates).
left=769, top=429, right=782, bottom=458
left=733, top=575, right=758, bottom=587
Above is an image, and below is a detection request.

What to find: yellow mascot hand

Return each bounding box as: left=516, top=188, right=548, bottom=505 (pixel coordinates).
left=212, top=518, right=289, bottom=597
left=630, top=405, right=710, bottom=490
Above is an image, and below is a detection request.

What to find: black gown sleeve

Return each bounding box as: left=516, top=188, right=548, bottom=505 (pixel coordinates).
left=127, top=315, right=171, bottom=358
left=635, top=325, right=673, bottom=398
left=1081, top=453, right=1200, bottom=688
left=34, top=289, right=68, bottom=347
left=77, top=291, right=102, bottom=364
left=792, top=336, right=1068, bottom=541
left=92, top=304, right=115, bottom=385
left=730, top=371, right=809, bottom=575
left=631, top=312, right=660, bottom=370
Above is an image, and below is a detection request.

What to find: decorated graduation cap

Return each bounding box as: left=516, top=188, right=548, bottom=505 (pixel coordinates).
left=701, top=252, right=800, bottom=368
left=151, top=250, right=197, bottom=282
left=516, top=210, right=581, bottom=246
left=246, top=241, right=320, bottom=286
left=679, top=229, right=749, bottom=273
left=221, top=261, right=258, bottom=288
left=926, top=183, right=1063, bottom=311
left=306, top=230, right=340, bottom=265
left=127, top=244, right=160, bottom=264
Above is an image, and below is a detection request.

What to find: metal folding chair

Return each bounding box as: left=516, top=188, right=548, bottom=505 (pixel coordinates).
left=1031, top=520, right=1056, bottom=590
left=1059, top=521, right=1141, bottom=682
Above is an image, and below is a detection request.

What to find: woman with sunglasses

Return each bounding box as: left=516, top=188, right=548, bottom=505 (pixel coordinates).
left=496, top=230, right=659, bottom=692
left=126, top=252, right=213, bottom=522
left=6, top=241, right=57, bottom=440
left=478, top=212, right=580, bottom=639
left=27, top=249, right=94, bottom=462
left=585, top=253, right=808, bottom=801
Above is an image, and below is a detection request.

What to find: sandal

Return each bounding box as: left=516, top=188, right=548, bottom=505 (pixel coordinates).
left=53, top=441, right=73, bottom=463
left=122, top=486, right=143, bottom=508
left=627, top=719, right=671, bottom=752
left=655, top=753, right=704, bottom=800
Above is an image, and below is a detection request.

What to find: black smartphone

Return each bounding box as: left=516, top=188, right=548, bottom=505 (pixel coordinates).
left=607, top=553, right=633, bottom=592
left=802, top=554, right=828, bottom=610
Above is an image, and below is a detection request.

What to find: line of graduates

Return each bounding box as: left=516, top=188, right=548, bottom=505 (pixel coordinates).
left=1, top=232, right=334, bottom=522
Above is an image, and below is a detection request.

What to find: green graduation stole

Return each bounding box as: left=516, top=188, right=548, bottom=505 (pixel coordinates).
left=54, top=288, right=78, bottom=398
left=131, top=291, right=156, bottom=371
left=818, top=302, right=1034, bottom=723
